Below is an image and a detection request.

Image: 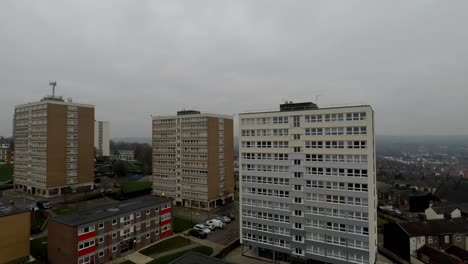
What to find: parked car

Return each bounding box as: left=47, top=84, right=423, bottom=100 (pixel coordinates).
left=215, top=216, right=231, bottom=223
left=27, top=204, right=40, bottom=211
left=36, top=201, right=51, bottom=210
left=222, top=212, right=236, bottom=221
left=204, top=221, right=216, bottom=230
left=188, top=229, right=208, bottom=239
left=206, top=219, right=224, bottom=229
left=193, top=224, right=211, bottom=234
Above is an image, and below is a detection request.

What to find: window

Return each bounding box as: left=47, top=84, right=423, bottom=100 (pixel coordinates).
left=98, top=237, right=104, bottom=244
left=98, top=223, right=104, bottom=229
left=456, top=236, right=461, bottom=242
left=445, top=235, right=450, bottom=243
left=112, top=246, right=117, bottom=252
left=295, top=248, right=303, bottom=255
left=294, top=172, right=303, bottom=178
left=146, top=233, right=151, bottom=239
left=293, top=147, right=301, bottom=153
left=428, top=236, right=433, bottom=243
left=293, top=116, right=300, bottom=127
left=294, top=185, right=302, bottom=191
left=99, top=251, right=104, bottom=257
left=112, top=219, right=117, bottom=225
left=146, top=209, right=150, bottom=215
left=294, top=210, right=302, bottom=216
left=112, top=232, right=117, bottom=239
left=293, top=134, right=301, bottom=140
left=136, top=212, right=141, bottom=218
left=78, top=225, right=95, bottom=235
left=294, top=223, right=303, bottom=229
left=78, top=240, right=95, bottom=250
left=146, top=221, right=151, bottom=227
left=156, top=229, right=160, bottom=235
left=294, top=160, right=301, bottom=165
left=294, top=197, right=303, bottom=203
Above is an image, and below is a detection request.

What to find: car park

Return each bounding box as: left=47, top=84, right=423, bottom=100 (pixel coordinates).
left=188, top=229, right=208, bottom=239
left=194, top=224, right=211, bottom=234
left=206, top=219, right=224, bottom=229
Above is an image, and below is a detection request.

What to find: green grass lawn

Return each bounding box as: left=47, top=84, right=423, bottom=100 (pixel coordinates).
left=52, top=207, right=79, bottom=215
left=0, top=164, right=13, bottom=181
left=173, top=217, right=195, bottom=233
left=30, top=236, right=48, bottom=262
left=122, top=181, right=152, bottom=193
left=147, top=246, right=213, bottom=264
left=140, top=236, right=191, bottom=256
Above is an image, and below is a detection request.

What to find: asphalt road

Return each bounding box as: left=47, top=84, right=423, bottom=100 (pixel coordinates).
left=204, top=218, right=240, bottom=246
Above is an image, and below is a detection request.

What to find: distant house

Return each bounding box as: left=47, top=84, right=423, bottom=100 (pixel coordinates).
left=415, top=245, right=463, bottom=264
left=0, top=144, right=11, bottom=164
left=113, top=150, right=134, bottom=161
left=425, top=204, right=463, bottom=220
left=383, top=219, right=468, bottom=262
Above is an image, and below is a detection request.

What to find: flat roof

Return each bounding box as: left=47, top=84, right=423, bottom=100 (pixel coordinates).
left=152, top=112, right=233, bottom=120
left=169, top=252, right=231, bottom=264
left=0, top=200, right=28, bottom=217
left=15, top=99, right=94, bottom=109
left=239, top=104, right=373, bottom=116
left=51, top=196, right=171, bottom=227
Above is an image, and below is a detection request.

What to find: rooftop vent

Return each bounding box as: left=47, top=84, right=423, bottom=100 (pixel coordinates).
left=280, top=102, right=318, bottom=112
left=177, top=110, right=201, bottom=116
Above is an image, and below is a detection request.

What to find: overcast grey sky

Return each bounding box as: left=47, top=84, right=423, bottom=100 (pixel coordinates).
left=1, top=1, right=468, bottom=138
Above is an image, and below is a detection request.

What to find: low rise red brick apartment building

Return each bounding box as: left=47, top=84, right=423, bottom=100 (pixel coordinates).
left=48, top=196, right=172, bottom=264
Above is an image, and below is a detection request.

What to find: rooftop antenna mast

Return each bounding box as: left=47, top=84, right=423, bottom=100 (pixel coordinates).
left=49, top=81, right=57, bottom=98
left=315, top=94, right=322, bottom=105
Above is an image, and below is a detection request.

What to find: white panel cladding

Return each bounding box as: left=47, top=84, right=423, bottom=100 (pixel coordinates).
left=239, top=105, right=377, bottom=264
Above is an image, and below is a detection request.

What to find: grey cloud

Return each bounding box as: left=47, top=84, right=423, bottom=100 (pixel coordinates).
left=1, top=1, right=468, bottom=137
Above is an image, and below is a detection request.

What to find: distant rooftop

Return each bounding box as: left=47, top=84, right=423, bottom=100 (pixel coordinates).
left=169, top=252, right=231, bottom=264
left=51, top=196, right=171, bottom=227
left=431, top=203, right=468, bottom=214
left=398, top=219, right=468, bottom=237
left=445, top=245, right=468, bottom=261
left=0, top=200, right=28, bottom=217
left=417, top=245, right=462, bottom=264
